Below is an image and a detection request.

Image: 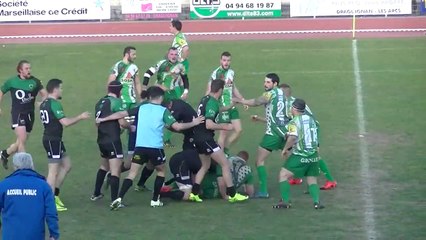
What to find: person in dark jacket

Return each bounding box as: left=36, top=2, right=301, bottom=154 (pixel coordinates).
left=0, top=152, right=59, bottom=240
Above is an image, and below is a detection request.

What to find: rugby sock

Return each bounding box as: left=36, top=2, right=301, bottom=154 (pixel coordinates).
left=160, top=190, right=184, bottom=200
left=257, top=166, right=268, bottom=193
left=226, top=187, right=236, bottom=198
left=119, top=178, right=133, bottom=198
left=319, top=159, right=335, bottom=181
left=192, top=183, right=201, bottom=195
left=120, top=163, right=130, bottom=173
left=137, top=167, right=154, bottom=187
left=55, top=188, right=60, bottom=196
left=279, top=180, right=291, bottom=203
left=152, top=176, right=165, bottom=201
left=94, top=169, right=107, bottom=196
left=110, top=176, right=120, bottom=201
left=308, top=184, right=320, bottom=203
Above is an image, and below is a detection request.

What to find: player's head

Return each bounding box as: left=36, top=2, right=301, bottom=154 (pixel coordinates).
left=108, top=80, right=123, bottom=98
left=292, top=98, right=306, bottom=116
left=46, top=78, right=63, bottom=99
left=264, top=73, right=280, bottom=91
left=237, top=150, right=249, bottom=162
left=170, top=19, right=182, bottom=34
left=220, top=51, right=231, bottom=70
left=17, top=60, right=31, bottom=79
left=210, top=79, right=225, bottom=96
left=123, top=46, right=136, bottom=63
left=147, top=86, right=165, bottom=103
left=279, top=83, right=291, bottom=97
left=167, top=47, right=179, bottom=63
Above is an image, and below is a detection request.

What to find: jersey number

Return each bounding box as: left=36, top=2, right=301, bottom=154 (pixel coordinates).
left=40, top=110, right=49, bottom=124
left=197, top=104, right=203, bottom=117
left=95, top=111, right=101, bottom=120
left=303, top=124, right=318, bottom=149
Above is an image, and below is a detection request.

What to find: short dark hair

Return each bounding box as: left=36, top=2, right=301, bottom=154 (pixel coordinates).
left=266, top=73, right=280, bottom=84
left=279, top=83, right=290, bottom=89
left=171, top=19, right=182, bottom=31
left=123, top=46, right=136, bottom=56
left=147, top=86, right=165, bottom=100
left=169, top=47, right=178, bottom=52
left=46, top=79, right=63, bottom=93
left=16, top=60, right=30, bottom=73
left=237, top=151, right=249, bottom=161
left=210, top=79, right=225, bottom=93
left=221, top=51, right=231, bottom=58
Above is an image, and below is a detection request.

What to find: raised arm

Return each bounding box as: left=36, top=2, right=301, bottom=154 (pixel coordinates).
left=59, top=112, right=90, bottom=127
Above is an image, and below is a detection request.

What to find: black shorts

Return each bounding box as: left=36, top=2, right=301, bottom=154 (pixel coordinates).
left=43, top=140, right=66, bottom=163
left=132, top=147, right=166, bottom=166
left=169, top=157, right=192, bottom=186
left=98, top=140, right=123, bottom=160
left=11, top=111, right=35, bottom=133
left=182, top=135, right=196, bottom=150
left=194, top=139, right=221, bottom=155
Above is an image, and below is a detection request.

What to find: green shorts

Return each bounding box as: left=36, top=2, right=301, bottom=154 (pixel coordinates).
left=216, top=107, right=240, bottom=123
left=283, top=152, right=320, bottom=178
left=259, top=134, right=286, bottom=152
left=122, top=102, right=138, bottom=111
left=201, top=172, right=219, bottom=199
left=181, top=59, right=189, bottom=73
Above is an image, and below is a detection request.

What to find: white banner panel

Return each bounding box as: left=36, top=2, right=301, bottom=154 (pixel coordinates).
left=0, top=0, right=111, bottom=22
left=121, top=0, right=181, bottom=14
left=290, top=0, right=412, bottom=17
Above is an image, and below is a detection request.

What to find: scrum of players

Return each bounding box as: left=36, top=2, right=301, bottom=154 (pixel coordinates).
left=0, top=19, right=337, bottom=212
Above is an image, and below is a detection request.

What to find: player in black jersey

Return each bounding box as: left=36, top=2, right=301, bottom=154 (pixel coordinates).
left=91, top=81, right=134, bottom=210
left=40, top=79, right=90, bottom=211
left=0, top=60, right=47, bottom=169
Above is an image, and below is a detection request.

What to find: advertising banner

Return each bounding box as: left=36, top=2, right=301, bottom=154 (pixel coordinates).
left=0, top=0, right=111, bottom=22
left=121, top=0, right=181, bottom=19
left=290, top=0, right=412, bottom=17
left=190, top=0, right=281, bottom=19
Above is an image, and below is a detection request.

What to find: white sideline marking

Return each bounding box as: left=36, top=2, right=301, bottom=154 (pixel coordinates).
left=261, top=47, right=426, bottom=52
left=0, top=28, right=425, bottom=39
left=352, top=39, right=377, bottom=239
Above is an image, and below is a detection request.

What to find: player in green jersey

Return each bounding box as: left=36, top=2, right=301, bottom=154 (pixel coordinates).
left=206, top=52, right=245, bottom=155
left=280, top=84, right=337, bottom=190
left=170, top=19, right=190, bottom=73
left=0, top=60, right=47, bottom=169
left=234, top=73, right=286, bottom=198
left=40, top=79, right=90, bottom=211
left=108, top=46, right=141, bottom=172
left=143, top=47, right=189, bottom=147
left=273, top=99, right=324, bottom=209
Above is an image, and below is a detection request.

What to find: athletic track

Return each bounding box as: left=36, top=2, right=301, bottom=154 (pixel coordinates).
left=0, top=17, right=425, bottom=44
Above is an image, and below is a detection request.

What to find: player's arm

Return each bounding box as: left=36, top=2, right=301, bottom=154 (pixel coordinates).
left=181, top=45, right=190, bottom=61
left=118, top=118, right=133, bottom=130
left=107, top=72, right=117, bottom=85
left=0, top=91, right=4, bottom=115
left=38, top=88, right=48, bottom=101
left=234, top=94, right=269, bottom=107
left=134, top=73, right=142, bottom=102
left=59, top=112, right=90, bottom=127
left=205, top=119, right=233, bottom=131
left=96, top=110, right=129, bottom=124
left=170, top=115, right=205, bottom=131
left=282, top=124, right=298, bottom=158
left=232, top=85, right=244, bottom=100
left=205, top=80, right=212, bottom=96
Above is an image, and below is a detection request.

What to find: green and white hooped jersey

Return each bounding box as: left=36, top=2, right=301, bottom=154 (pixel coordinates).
left=286, top=114, right=319, bottom=157
left=210, top=67, right=235, bottom=107
left=263, top=87, right=286, bottom=137
left=110, top=60, right=139, bottom=104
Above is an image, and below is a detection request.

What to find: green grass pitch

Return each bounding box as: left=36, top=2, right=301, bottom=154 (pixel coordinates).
left=0, top=38, right=425, bottom=239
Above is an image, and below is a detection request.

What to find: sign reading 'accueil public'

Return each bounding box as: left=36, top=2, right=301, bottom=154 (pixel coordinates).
left=0, top=0, right=111, bottom=22
left=190, top=0, right=281, bottom=19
